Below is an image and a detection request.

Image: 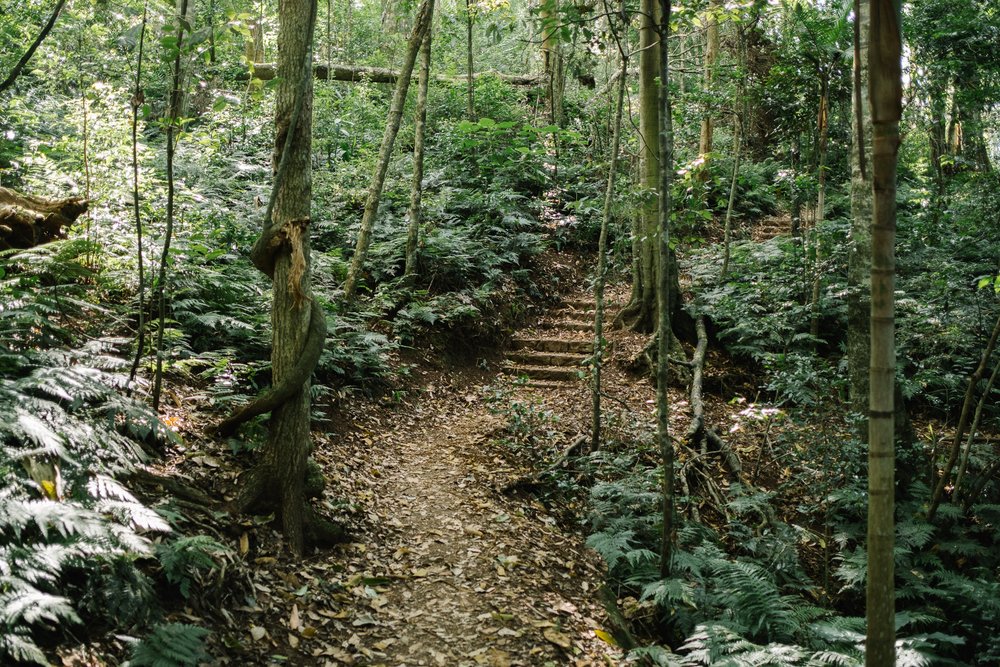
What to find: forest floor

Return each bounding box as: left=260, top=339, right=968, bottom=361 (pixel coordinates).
left=128, top=250, right=754, bottom=667
left=127, top=253, right=634, bottom=666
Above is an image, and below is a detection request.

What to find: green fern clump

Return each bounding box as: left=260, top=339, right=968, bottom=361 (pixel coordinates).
left=127, top=622, right=210, bottom=667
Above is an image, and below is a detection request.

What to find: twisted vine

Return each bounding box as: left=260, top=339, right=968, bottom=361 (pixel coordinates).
left=214, top=5, right=325, bottom=438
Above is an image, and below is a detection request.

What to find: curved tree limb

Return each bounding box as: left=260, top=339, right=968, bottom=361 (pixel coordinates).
left=0, top=0, right=68, bottom=94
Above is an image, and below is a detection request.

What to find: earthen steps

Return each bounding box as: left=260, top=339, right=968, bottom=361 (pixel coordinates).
left=506, top=364, right=582, bottom=382
left=512, top=337, right=592, bottom=354
left=509, top=351, right=588, bottom=367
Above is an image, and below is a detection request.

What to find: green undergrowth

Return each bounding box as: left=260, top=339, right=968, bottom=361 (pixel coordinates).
left=0, top=243, right=233, bottom=665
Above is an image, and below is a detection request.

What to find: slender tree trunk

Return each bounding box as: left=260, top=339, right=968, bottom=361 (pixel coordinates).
left=656, top=0, right=674, bottom=579
left=592, top=9, right=628, bottom=453
left=541, top=0, right=564, bottom=126
left=848, top=0, right=872, bottom=435
left=0, top=0, right=67, bottom=94
left=343, top=0, right=433, bottom=302
left=721, top=115, right=741, bottom=277
left=809, top=75, right=829, bottom=339
left=954, top=355, right=1000, bottom=500
left=698, top=0, right=719, bottom=161
left=128, top=2, right=149, bottom=384
left=790, top=133, right=802, bottom=238
left=866, top=1, right=901, bottom=663
left=152, top=0, right=190, bottom=411
left=403, top=3, right=434, bottom=284
left=927, top=311, right=1000, bottom=521
left=466, top=0, right=475, bottom=120
left=209, top=0, right=217, bottom=64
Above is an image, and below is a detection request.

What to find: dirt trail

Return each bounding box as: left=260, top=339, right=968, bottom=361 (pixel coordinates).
left=328, top=390, right=617, bottom=666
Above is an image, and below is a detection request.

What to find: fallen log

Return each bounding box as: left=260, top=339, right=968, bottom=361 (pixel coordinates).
left=0, top=187, right=88, bottom=250
left=249, top=62, right=544, bottom=87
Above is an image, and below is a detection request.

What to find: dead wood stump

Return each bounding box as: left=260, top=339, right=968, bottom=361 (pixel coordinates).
left=0, top=186, right=88, bottom=250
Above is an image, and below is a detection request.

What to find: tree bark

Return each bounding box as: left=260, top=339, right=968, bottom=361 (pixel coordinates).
left=656, top=0, right=674, bottom=579
left=617, top=0, right=658, bottom=334
left=152, top=0, right=190, bottom=412
left=0, top=188, right=87, bottom=250
left=808, top=74, right=829, bottom=339
left=541, top=0, right=564, bottom=126
left=466, top=0, right=475, bottom=119
left=698, top=0, right=719, bottom=161
left=343, top=0, right=434, bottom=302
left=847, top=0, right=872, bottom=437
left=866, top=1, right=901, bottom=664
left=403, top=3, right=434, bottom=284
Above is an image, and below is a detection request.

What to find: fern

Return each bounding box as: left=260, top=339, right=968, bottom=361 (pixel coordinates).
left=156, top=535, right=228, bottom=599
left=128, top=622, right=210, bottom=667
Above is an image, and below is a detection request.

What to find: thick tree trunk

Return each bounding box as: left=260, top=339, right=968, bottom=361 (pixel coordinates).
left=847, top=0, right=872, bottom=436
left=403, top=4, right=434, bottom=283
left=0, top=187, right=87, bottom=250
left=343, top=0, right=434, bottom=302
left=866, top=1, right=901, bottom=664
left=617, top=0, right=659, bottom=333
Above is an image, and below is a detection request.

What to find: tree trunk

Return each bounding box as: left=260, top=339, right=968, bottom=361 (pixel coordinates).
left=466, top=0, right=475, bottom=119
left=152, top=0, right=190, bottom=412
left=808, top=74, right=829, bottom=340
left=927, top=311, right=1000, bottom=521
left=866, top=1, right=901, bottom=664
left=128, top=2, right=149, bottom=385
left=343, top=0, right=433, bottom=302
left=0, top=0, right=67, bottom=94
left=847, top=0, right=872, bottom=437
left=698, top=0, right=719, bottom=161
left=656, top=0, right=674, bottom=578
left=617, top=0, right=659, bottom=333
left=592, top=16, right=628, bottom=453
left=403, top=3, right=434, bottom=284
left=541, top=0, right=564, bottom=126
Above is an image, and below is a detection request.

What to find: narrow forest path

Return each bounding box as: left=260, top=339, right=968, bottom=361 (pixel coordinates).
left=227, top=287, right=627, bottom=665
left=331, top=396, right=616, bottom=666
